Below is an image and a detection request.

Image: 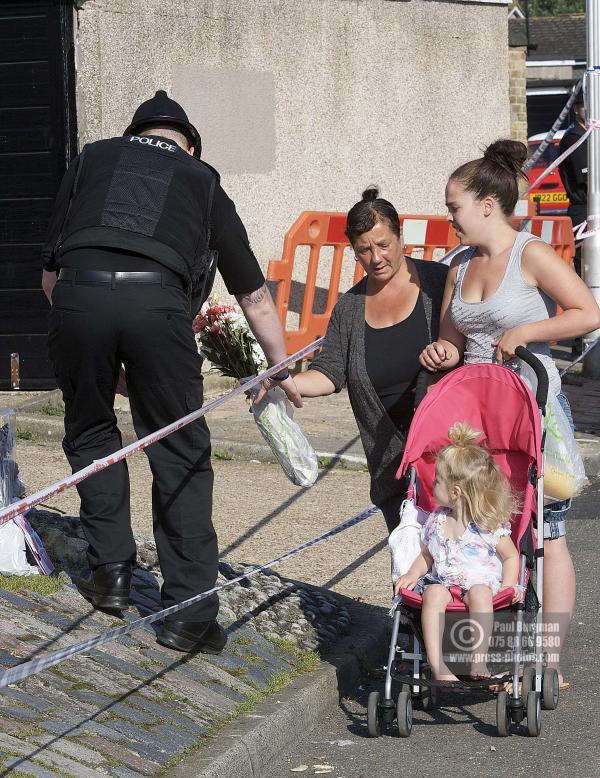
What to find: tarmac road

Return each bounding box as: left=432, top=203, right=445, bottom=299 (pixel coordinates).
left=264, top=478, right=600, bottom=778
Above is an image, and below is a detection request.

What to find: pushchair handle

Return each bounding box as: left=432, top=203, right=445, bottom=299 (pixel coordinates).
left=515, top=346, right=549, bottom=410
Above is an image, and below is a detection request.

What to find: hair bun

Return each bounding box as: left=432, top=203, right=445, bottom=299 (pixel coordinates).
left=483, top=139, right=527, bottom=177
left=361, top=185, right=380, bottom=202
left=447, top=422, right=482, bottom=448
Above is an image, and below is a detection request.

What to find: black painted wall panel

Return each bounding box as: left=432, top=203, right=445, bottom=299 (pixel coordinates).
left=0, top=0, right=75, bottom=389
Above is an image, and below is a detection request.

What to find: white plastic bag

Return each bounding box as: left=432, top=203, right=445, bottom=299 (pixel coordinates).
left=248, top=386, right=318, bottom=488
left=388, top=499, right=429, bottom=584
left=0, top=519, right=39, bottom=576
left=510, top=365, right=587, bottom=501
left=543, top=393, right=587, bottom=501
left=0, top=409, right=38, bottom=575
left=0, top=409, right=25, bottom=509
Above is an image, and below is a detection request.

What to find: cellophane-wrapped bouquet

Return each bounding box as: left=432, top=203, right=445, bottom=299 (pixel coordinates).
left=193, top=299, right=318, bottom=487
left=193, top=299, right=266, bottom=379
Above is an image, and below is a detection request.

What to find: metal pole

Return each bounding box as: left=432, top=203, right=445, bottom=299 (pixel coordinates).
left=583, top=0, right=600, bottom=377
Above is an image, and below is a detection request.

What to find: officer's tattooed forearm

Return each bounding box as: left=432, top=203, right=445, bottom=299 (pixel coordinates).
left=236, top=284, right=268, bottom=305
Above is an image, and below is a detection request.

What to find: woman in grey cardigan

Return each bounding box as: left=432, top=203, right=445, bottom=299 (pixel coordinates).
left=262, top=188, right=447, bottom=532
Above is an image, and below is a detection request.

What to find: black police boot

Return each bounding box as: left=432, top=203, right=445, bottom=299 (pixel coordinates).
left=157, top=619, right=227, bottom=654
left=76, top=562, right=132, bottom=612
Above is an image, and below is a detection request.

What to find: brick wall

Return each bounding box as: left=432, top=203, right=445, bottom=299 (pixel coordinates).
left=509, top=47, right=528, bottom=142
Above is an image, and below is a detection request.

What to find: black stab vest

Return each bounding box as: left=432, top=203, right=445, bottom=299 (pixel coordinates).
left=57, top=135, right=218, bottom=310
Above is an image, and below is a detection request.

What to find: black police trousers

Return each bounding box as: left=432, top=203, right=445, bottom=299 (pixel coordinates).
left=48, top=270, right=218, bottom=622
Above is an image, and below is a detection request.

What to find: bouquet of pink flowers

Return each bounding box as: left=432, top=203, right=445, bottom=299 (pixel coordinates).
left=193, top=297, right=318, bottom=488
left=193, top=299, right=266, bottom=379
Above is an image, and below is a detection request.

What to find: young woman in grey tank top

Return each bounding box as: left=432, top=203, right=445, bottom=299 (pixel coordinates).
left=420, top=139, right=600, bottom=689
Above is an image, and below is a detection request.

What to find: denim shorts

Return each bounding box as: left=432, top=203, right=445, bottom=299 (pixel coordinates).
left=543, top=392, right=574, bottom=540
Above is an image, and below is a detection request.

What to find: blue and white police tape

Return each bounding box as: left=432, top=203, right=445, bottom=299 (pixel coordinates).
left=0, top=337, right=324, bottom=528
left=0, top=504, right=380, bottom=688
left=522, top=78, right=583, bottom=174
left=525, top=118, right=600, bottom=197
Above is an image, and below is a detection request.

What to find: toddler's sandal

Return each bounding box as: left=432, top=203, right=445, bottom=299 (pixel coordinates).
left=487, top=674, right=512, bottom=693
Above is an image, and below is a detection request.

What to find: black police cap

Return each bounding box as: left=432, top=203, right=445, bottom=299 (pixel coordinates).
left=124, top=90, right=202, bottom=157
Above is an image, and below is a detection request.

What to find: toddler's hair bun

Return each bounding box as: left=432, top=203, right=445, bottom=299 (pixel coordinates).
left=447, top=421, right=482, bottom=448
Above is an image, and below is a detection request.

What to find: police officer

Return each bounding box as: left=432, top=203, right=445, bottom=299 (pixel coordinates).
left=41, top=90, right=301, bottom=654
left=559, top=93, right=588, bottom=254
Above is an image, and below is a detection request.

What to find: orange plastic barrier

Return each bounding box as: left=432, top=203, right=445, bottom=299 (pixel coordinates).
left=267, top=211, right=575, bottom=355
left=514, top=215, right=575, bottom=267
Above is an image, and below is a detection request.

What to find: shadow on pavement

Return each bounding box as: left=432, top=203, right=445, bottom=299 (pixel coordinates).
left=220, top=435, right=362, bottom=558
left=321, top=537, right=387, bottom=590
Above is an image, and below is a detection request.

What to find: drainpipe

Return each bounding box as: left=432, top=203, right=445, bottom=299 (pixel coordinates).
left=524, top=0, right=530, bottom=50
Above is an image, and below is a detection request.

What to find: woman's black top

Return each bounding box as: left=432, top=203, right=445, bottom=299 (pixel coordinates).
left=364, top=292, right=429, bottom=431
left=309, top=260, right=447, bottom=519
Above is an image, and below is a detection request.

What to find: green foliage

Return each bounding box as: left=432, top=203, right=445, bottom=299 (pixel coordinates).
left=228, top=666, right=248, bottom=678
left=214, top=449, right=234, bottom=461
left=160, top=642, right=320, bottom=773
left=156, top=688, right=184, bottom=703
left=11, top=726, right=45, bottom=738
left=0, top=573, right=63, bottom=595
left=268, top=637, right=320, bottom=672
left=39, top=402, right=64, bottom=416
left=527, top=0, right=584, bottom=15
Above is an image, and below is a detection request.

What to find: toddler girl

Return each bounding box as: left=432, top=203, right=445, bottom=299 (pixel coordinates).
left=394, top=422, right=522, bottom=681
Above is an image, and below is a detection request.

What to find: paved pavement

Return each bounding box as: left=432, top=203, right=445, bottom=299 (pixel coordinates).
left=0, top=346, right=598, bottom=777
left=5, top=378, right=368, bottom=469
left=0, top=382, right=382, bottom=777
left=5, top=344, right=599, bottom=473
left=0, top=568, right=384, bottom=778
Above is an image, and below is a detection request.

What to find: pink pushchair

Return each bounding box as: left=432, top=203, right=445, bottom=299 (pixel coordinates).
left=367, top=348, right=560, bottom=739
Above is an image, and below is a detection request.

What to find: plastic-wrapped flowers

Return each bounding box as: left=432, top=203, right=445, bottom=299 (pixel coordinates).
left=193, top=299, right=266, bottom=379
left=193, top=299, right=318, bottom=488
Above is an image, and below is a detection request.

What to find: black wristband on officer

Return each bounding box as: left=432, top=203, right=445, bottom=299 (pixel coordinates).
left=271, top=369, right=290, bottom=381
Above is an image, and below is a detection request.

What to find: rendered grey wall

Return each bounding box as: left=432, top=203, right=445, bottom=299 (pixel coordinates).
left=74, top=0, right=509, bottom=298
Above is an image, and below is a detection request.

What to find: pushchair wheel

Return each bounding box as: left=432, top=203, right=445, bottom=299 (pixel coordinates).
left=420, top=670, right=437, bottom=711
left=542, top=667, right=559, bottom=710
left=522, top=666, right=535, bottom=697
left=526, top=691, right=542, bottom=737
left=396, top=690, right=413, bottom=738
left=367, top=691, right=382, bottom=737
left=496, top=690, right=512, bottom=737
